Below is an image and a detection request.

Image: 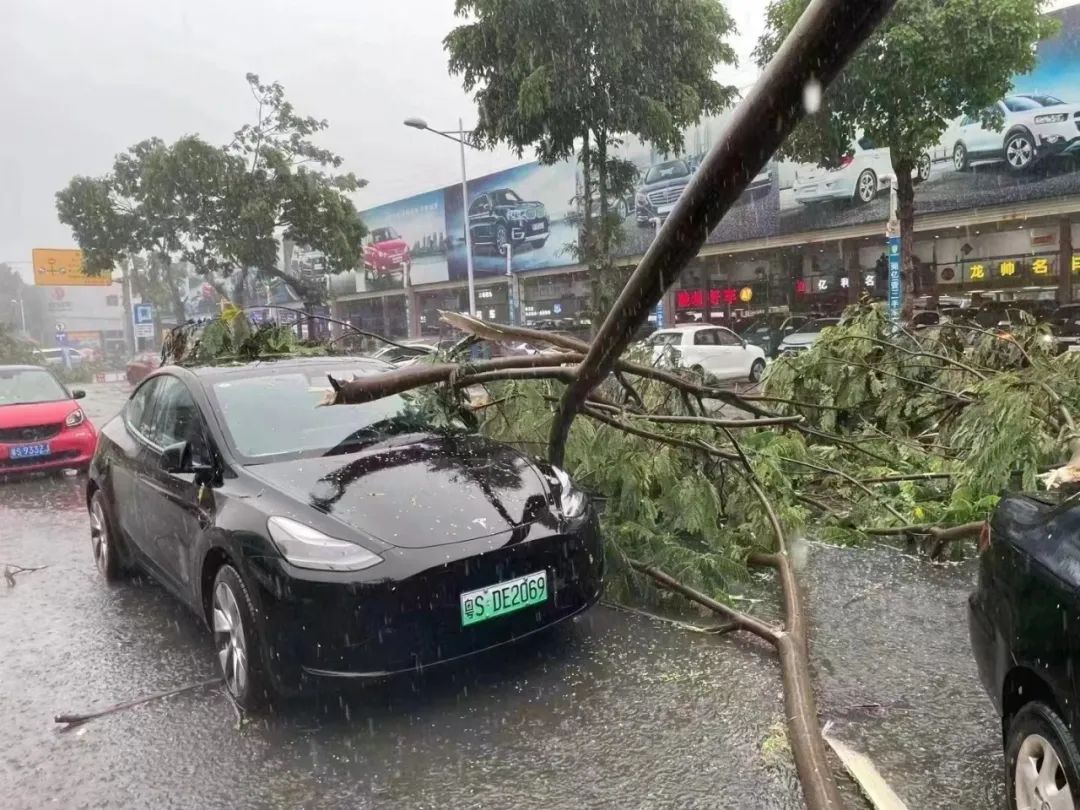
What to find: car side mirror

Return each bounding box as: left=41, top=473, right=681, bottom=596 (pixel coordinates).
left=161, top=441, right=215, bottom=481
left=740, top=338, right=747, bottom=348
left=71, top=389, right=86, bottom=399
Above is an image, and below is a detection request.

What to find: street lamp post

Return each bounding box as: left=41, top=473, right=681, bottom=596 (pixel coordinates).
left=404, top=117, right=479, bottom=316
left=11, top=293, right=26, bottom=334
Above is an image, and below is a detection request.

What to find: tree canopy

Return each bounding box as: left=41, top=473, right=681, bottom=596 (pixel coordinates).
left=755, top=0, right=1056, bottom=313
left=56, top=73, right=367, bottom=312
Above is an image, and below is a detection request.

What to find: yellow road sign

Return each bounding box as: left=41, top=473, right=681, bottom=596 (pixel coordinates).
left=31, top=249, right=112, bottom=286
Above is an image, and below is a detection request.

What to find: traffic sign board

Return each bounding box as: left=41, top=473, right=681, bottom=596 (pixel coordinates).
left=133, top=304, right=154, bottom=325
left=134, top=323, right=155, bottom=339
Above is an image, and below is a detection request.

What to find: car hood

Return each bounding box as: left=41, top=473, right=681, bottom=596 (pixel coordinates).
left=496, top=200, right=544, bottom=212
left=0, top=399, right=78, bottom=429
left=247, top=432, right=553, bottom=549
left=780, top=332, right=821, bottom=347
left=371, top=239, right=408, bottom=252
left=639, top=176, right=690, bottom=193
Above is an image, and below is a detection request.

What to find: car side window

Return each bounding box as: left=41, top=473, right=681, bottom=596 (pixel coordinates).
left=125, top=378, right=161, bottom=439
left=715, top=329, right=741, bottom=346
left=147, top=376, right=210, bottom=463
left=693, top=330, right=716, bottom=346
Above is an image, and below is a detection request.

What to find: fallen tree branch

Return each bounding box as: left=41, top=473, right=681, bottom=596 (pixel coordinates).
left=55, top=677, right=222, bottom=730
left=778, top=455, right=909, bottom=525
left=3, top=564, right=48, bottom=586
left=859, top=472, right=953, bottom=485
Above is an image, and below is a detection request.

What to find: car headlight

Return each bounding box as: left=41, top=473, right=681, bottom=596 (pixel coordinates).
left=1035, top=113, right=1068, bottom=124
left=552, top=466, right=587, bottom=518
left=508, top=209, right=526, bottom=221
left=65, top=408, right=85, bottom=427
left=267, top=516, right=383, bottom=571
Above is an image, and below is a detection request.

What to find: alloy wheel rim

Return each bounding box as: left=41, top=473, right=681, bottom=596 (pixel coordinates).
left=919, top=157, right=931, bottom=180
left=1008, top=136, right=1033, bottom=168
left=1015, top=733, right=1075, bottom=810
left=859, top=173, right=875, bottom=201
left=90, top=500, right=108, bottom=574
left=954, top=146, right=966, bottom=170
left=213, top=581, right=248, bottom=697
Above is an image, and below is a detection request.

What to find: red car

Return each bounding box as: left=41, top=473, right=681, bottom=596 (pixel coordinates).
left=363, top=226, right=411, bottom=276
left=126, top=351, right=161, bottom=385
left=0, top=365, right=97, bottom=475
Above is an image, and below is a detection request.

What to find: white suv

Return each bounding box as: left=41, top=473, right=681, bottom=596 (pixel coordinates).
left=645, top=325, right=767, bottom=383
left=793, top=136, right=933, bottom=206
left=952, top=94, right=1080, bottom=173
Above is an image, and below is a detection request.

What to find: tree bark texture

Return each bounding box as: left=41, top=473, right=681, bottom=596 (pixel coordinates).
left=893, top=160, right=916, bottom=320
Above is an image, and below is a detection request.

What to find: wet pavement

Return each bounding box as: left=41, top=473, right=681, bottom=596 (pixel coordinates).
left=1, top=384, right=1004, bottom=808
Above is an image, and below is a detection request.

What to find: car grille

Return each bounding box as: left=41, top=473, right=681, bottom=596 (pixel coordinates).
left=0, top=423, right=62, bottom=443
left=0, top=449, right=79, bottom=470
left=646, top=185, right=687, bottom=206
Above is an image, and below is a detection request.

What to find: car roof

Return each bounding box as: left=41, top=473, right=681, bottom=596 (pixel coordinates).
left=180, top=355, right=393, bottom=382
left=655, top=324, right=727, bottom=333
left=0, top=364, right=50, bottom=372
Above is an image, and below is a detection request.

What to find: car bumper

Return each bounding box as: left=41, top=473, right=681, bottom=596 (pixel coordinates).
left=0, top=423, right=97, bottom=474
left=249, top=515, right=604, bottom=688
left=967, top=592, right=1000, bottom=714
left=510, top=220, right=550, bottom=243
left=1035, top=121, right=1080, bottom=156
left=793, top=180, right=854, bottom=204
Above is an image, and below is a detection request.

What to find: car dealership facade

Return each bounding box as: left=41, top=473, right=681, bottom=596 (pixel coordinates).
left=333, top=4, right=1080, bottom=339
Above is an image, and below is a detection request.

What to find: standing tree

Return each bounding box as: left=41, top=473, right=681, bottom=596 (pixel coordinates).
left=445, top=0, right=738, bottom=316
left=56, top=74, right=367, bottom=315
left=755, top=0, right=1056, bottom=316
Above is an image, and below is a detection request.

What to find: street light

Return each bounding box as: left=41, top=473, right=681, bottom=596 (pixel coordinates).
left=404, top=115, right=479, bottom=316
left=11, top=293, right=26, bottom=334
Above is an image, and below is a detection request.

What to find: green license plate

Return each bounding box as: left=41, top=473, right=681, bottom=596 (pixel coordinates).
left=460, top=570, right=548, bottom=627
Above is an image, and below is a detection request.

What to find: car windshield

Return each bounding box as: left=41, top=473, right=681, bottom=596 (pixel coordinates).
left=644, top=161, right=690, bottom=184
left=0, top=368, right=69, bottom=405
left=491, top=189, right=523, bottom=205
left=371, top=226, right=400, bottom=241
left=646, top=332, right=681, bottom=346
left=209, top=369, right=417, bottom=461
left=798, top=318, right=840, bottom=334
left=1003, top=95, right=1062, bottom=111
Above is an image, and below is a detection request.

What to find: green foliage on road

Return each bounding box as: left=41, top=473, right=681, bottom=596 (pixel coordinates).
left=0, top=324, right=38, bottom=365
left=55, top=74, right=366, bottom=311
left=445, top=0, right=739, bottom=317
left=756, top=0, right=1056, bottom=316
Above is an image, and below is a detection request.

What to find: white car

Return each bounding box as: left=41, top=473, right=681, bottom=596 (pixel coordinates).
left=793, top=137, right=933, bottom=206
left=952, top=94, right=1080, bottom=173
left=776, top=317, right=841, bottom=354
left=645, top=325, right=767, bottom=382
left=37, top=347, right=84, bottom=367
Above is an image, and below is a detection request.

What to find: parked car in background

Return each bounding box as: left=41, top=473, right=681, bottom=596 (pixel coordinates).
left=368, top=341, right=436, bottom=366
left=468, top=188, right=550, bottom=254
left=953, top=95, right=1080, bottom=173
left=0, top=365, right=96, bottom=475
left=126, top=351, right=161, bottom=385
left=363, top=226, right=411, bottom=277
left=38, top=347, right=84, bottom=368
left=740, top=313, right=809, bottom=358
left=645, top=325, right=767, bottom=382
left=776, top=317, right=841, bottom=354
left=793, top=136, right=933, bottom=207
left=969, top=493, right=1080, bottom=809
left=635, top=159, right=693, bottom=225
left=86, top=357, right=603, bottom=709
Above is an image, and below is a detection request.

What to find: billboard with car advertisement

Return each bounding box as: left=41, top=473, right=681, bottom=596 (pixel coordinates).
left=356, top=189, right=448, bottom=293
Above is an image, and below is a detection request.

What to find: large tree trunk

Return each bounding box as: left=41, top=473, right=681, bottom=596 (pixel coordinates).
left=893, top=159, right=916, bottom=320
left=580, top=129, right=601, bottom=321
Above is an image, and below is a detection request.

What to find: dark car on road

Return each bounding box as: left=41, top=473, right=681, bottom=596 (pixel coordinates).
left=86, top=357, right=603, bottom=709
left=635, top=159, right=693, bottom=226
left=468, top=188, right=550, bottom=255
left=740, top=313, right=809, bottom=358
left=969, top=493, right=1080, bottom=809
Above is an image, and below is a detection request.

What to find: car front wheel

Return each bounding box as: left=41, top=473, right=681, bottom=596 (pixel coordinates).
left=854, top=169, right=877, bottom=204
left=1006, top=701, right=1080, bottom=810
left=1005, top=130, right=1036, bottom=173
left=89, top=490, right=126, bottom=582
left=749, top=359, right=766, bottom=383
left=212, top=564, right=271, bottom=711
left=954, top=143, right=969, bottom=171
left=495, top=224, right=509, bottom=253
left=916, top=154, right=932, bottom=183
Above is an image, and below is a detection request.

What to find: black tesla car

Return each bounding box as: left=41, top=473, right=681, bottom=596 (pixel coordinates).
left=87, top=356, right=603, bottom=709
left=968, top=492, right=1080, bottom=808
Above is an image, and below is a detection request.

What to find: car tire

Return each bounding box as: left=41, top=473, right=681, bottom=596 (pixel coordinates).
left=212, top=564, right=272, bottom=712
left=1006, top=701, right=1080, bottom=810
left=1004, top=128, right=1036, bottom=173
left=854, top=169, right=877, bottom=205
left=916, top=153, right=932, bottom=183
left=749, top=359, right=766, bottom=383
left=954, top=142, right=970, bottom=172
left=495, top=224, right=509, bottom=254
left=89, top=489, right=126, bottom=582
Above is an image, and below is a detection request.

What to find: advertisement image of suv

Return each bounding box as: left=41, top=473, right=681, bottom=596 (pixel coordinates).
left=793, top=137, right=934, bottom=206
left=468, top=188, right=550, bottom=254
left=952, top=94, right=1080, bottom=173
left=635, top=159, right=693, bottom=225
left=363, top=226, right=411, bottom=277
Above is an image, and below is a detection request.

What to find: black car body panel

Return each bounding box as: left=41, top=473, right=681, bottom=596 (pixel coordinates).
left=968, top=493, right=1080, bottom=736
left=88, top=358, right=603, bottom=695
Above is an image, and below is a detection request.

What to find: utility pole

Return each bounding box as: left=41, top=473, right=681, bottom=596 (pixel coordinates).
left=121, top=259, right=136, bottom=355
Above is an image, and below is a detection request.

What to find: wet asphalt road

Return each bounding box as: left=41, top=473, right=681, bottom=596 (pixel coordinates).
left=1, top=384, right=1005, bottom=808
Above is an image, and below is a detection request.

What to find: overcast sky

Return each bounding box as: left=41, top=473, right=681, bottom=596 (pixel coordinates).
left=2, top=1, right=1075, bottom=282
